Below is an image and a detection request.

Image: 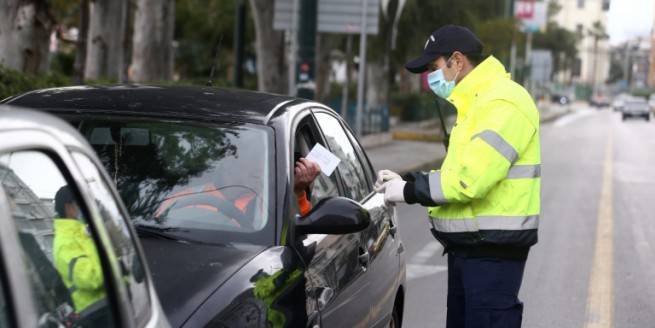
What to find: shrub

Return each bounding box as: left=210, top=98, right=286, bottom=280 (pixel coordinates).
left=0, top=66, right=71, bottom=100
left=390, top=92, right=455, bottom=122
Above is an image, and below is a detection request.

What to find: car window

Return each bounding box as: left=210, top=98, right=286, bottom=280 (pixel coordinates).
left=72, top=119, right=275, bottom=246
left=295, top=124, right=339, bottom=206
left=342, top=122, right=375, bottom=187
left=71, top=151, right=151, bottom=326
left=0, top=150, right=116, bottom=327
left=314, top=112, right=370, bottom=201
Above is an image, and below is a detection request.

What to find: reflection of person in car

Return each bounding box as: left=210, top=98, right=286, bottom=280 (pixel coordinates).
left=293, top=158, right=321, bottom=216
left=53, top=186, right=109, bottom=324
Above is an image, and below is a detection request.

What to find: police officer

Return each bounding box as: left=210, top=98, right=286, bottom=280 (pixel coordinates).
left=53, top=186, right=110, bottom=326
left=375, top=25, right=540, bottom=327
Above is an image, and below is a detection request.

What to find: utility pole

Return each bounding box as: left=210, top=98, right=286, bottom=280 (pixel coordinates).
left=355, top=0, right=369, bottom=138
left=504, top=0, right=515, bottom=72
left=296, top=0, right=317, bottom=99
left=233, top=0, right=246, bottom=87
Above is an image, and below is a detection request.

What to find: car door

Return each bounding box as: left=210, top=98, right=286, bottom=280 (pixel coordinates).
left=0, top=126, right=167, bottom=328
left=0, top=182, right=42, bottom=328
left=313, top=109, right=402, bottom=327
left=291, top=111, right=372, bottom=327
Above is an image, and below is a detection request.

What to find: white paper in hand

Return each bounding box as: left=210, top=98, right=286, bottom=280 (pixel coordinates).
left=305, top=143, right=341, bottom=176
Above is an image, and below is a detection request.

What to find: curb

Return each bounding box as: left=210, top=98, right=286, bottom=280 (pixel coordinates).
left=383, top=108, right=571, bottom=174
left=389, top=108, right=570, bottom=143
left=392, top=131, right=443, bottom=142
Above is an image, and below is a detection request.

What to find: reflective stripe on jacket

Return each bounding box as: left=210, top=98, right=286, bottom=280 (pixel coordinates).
left=417, top=56, right=540, bottom=249
left=53, top=219, right=106, bottom=312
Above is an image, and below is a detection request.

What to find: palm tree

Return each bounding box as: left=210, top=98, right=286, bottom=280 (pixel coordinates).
left=587, top=20, right=609, bottom=92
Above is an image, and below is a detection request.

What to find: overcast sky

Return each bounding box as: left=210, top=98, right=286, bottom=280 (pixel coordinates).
left=607, top=0, right=654, bottom=44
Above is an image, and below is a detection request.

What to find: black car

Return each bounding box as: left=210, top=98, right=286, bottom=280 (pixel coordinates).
left=0, top=106, right=169, bottom=328
left=550, top=93, right=569, bottom=105
left=3, top=86, right=406, bottom=328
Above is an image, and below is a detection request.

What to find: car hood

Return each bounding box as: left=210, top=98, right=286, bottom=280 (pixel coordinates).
left=139, top=238, right=267, bottom=327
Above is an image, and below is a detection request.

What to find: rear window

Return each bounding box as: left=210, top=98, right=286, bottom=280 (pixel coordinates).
left=69, top=118, right=275, bottom=245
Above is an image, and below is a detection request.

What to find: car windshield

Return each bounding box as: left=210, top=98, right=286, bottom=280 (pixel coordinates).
left=626, top=100, right=647, bottom=106
left=66, top=117, right=274, bottom=244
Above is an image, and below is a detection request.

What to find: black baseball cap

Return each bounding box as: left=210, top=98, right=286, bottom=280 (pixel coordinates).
left=404, top=25, right=483, bottom=74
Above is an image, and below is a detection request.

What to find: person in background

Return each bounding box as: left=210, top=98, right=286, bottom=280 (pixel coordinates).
left=376, top=25, right=541, bottom=328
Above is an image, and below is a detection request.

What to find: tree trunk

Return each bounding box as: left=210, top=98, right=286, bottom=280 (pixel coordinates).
left=249, top=0, right=286, bottom=94
left=131, top=0, right=174, bottom=82
left=366, top=60, right=389, bottom=107
left=72, top=0, right=90, bottom=85
left=315, top=34, right=334, bottom=102
left=85, top=0, right=127, bottom=80
left=0, top=0, right=54, bottom=74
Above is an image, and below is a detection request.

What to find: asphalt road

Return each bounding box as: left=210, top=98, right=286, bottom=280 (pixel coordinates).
left=396, top=107, right=655, bottom=328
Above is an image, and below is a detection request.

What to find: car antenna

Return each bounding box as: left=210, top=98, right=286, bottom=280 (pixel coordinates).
left=207, top=34, right=223, bottom=87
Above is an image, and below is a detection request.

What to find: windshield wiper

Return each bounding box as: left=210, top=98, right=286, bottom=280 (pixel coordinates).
left=134, top=224, right=183, bottom=240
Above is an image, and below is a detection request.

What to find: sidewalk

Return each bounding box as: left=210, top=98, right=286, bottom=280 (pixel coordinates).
left=361, top=102, right=574, bottom=174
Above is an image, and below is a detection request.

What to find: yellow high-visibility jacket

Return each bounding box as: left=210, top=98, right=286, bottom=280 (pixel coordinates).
left=53, top=218, right=107, bottom=314
left=406, top=56, right=540, bottom=254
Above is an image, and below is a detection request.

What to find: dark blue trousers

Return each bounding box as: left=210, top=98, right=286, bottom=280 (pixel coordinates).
left=446, top=254, right=526, bottom=328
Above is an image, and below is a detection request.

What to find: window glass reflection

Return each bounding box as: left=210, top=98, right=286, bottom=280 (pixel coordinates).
left=0, top=151, right=115, bottom=327
left=72, top=152, right=150, bottom=325
left=314, top=113, right=368, bottom=201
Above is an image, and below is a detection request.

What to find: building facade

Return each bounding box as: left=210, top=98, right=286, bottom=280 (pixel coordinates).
left=552, top=0, right=611, bottom=90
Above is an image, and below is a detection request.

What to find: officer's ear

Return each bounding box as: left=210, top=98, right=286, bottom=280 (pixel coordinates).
left=451, top=51, right=465, bottom=70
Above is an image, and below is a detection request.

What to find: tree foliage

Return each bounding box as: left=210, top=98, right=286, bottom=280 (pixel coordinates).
left=174, top=0, right=254, bottom=83
left=532, top=0, right=579, bottom=79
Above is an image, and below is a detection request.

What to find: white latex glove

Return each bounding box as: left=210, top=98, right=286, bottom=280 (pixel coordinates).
left=376, top=179, right=406, bottom=206
left=375, top=169, right=402, bottom=192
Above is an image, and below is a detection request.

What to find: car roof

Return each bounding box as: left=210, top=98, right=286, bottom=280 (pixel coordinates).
left=0, top=105, right=93, bottom=150
left=3, top=85, right=302, bottom=124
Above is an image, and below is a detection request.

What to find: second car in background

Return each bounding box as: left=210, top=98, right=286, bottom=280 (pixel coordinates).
left=621, top=98, right=651, bottom=121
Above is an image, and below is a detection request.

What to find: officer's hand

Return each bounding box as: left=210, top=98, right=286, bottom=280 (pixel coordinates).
left=375, top=169, right=402, bottom=192
left=376, top=179, right=406, bottom=206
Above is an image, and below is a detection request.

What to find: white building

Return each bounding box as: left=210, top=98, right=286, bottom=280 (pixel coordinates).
left=551, top=0, right=611, bottom=89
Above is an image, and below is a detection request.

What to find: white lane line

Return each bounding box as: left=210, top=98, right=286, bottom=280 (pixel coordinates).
left=407, top=242, right=447, bottom=281
left=584, top=129, right=614, bottom=328
left=553, top=109, right=595, bottom=127
left=407, top=264, right=448, bottom=280
left=413, top=242, right=442, bottom=263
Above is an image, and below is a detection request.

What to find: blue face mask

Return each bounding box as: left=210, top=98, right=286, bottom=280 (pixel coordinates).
left=427, top=57, right=459, bottom=98
left=77, top=211, right=87, bottom=224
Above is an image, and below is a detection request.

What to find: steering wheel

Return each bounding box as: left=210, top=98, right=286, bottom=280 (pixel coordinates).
left=164, top=185, right=261, bottom=229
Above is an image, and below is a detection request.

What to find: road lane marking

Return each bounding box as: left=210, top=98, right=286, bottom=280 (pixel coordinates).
left=584, top=130, right=614, bottom=328
left=406, top=264, right=447, bottom=280
left=553, top=109, right=594, bottom=127
left=407, top=242, right=447, bottom=281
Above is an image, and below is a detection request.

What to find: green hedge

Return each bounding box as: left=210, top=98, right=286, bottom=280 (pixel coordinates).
left=390, top=92, right=455, bottom=122
left=0, top=66, right=71, bottom=100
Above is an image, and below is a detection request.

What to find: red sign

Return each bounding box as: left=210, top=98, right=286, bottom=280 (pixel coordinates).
left=515, top=0, right=535, bottom=20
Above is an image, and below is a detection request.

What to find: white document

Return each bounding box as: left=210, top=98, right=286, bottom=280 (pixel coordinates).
left=305, top=143, right=341, bottom=176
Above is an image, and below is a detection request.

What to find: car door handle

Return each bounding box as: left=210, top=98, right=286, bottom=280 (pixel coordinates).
left=358, top=247, right=370, bottom=269
left=373, top=222, right=390, bottom=253
left=389, top=221, right=397, bottom=237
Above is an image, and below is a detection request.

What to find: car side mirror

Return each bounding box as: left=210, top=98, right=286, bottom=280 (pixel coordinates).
left=292, top=197, right=371, bottom=236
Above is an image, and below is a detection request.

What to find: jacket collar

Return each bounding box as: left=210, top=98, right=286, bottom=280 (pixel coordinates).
left=446, top=55, right=509, bottom=118
left=55, top=218, right=86, bottom=234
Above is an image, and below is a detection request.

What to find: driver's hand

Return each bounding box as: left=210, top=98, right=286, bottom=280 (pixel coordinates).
left=294, top=158, right=321, bottom=196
